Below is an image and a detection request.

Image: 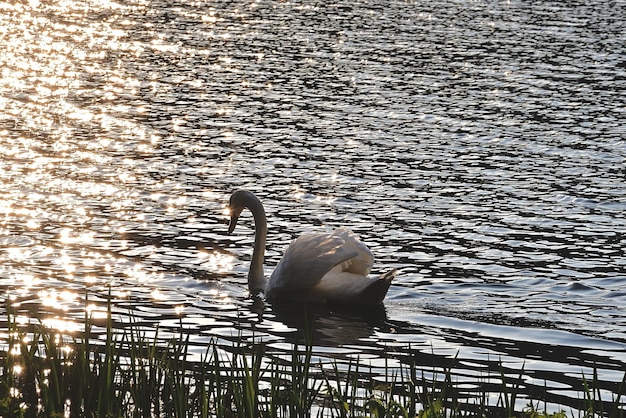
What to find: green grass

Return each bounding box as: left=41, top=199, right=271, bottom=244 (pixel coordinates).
left=1, top=297, right=625, bottom=418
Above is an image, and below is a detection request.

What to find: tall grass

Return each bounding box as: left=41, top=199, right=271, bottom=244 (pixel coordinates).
left=1, top=297, right=625, bottom=418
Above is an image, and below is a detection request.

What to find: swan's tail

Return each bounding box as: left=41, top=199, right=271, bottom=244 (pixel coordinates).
left=357, top=269, right=396, bottom=305
left=379, top=268, right=397, bottom=283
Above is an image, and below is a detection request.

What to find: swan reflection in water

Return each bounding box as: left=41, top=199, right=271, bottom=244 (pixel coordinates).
left=227, top=190, right=396, bottom=306
left=252, top=295, right=392, bottom=347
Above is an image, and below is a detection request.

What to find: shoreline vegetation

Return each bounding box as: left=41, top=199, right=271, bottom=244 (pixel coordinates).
left=1, top=298, right=624, bottom=418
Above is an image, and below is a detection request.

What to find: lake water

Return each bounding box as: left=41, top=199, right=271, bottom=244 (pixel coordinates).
left=1, top=0, right=625, bottom=414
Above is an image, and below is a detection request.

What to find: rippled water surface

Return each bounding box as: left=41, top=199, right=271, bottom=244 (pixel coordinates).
left=1, top=0, right=625, bottom=413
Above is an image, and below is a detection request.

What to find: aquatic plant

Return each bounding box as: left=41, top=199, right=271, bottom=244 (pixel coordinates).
left=0, top=297, right=624, bottom=417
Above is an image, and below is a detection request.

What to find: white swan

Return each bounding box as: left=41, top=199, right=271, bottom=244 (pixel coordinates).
left=227, top=190, right=396, bottom=305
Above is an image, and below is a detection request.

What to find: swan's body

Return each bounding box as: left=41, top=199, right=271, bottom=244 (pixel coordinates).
left=227, top=190, right=395, bottom=306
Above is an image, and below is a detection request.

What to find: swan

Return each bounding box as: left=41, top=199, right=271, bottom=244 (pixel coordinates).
left=227, top=189, right=396, bottom=306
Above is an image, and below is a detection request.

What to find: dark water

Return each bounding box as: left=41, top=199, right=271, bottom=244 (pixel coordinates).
left=1, top=0, right=625, bottom=413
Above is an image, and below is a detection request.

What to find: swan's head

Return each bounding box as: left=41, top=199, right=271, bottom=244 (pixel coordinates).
left=227, top=190, right=247, bottom=234
left=227, top=189, right=263, bottom=234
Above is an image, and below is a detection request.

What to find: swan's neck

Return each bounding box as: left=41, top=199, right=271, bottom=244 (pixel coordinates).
left=246, top=194, right=267, bottom=294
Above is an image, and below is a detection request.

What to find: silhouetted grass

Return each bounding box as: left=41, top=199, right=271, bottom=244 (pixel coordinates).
left=1, top=297, right=624, bottom=418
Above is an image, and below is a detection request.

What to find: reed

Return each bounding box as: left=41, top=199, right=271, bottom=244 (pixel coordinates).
left=1, top=299, right=624, bottom=418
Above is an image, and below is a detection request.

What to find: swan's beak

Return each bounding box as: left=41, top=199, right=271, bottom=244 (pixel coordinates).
left=227, top=207, right=242, bottom=234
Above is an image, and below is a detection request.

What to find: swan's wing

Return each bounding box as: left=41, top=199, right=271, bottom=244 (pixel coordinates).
left=268, top=231, right=358, bottom=294
left=331, top=228, right=373, bottom=276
